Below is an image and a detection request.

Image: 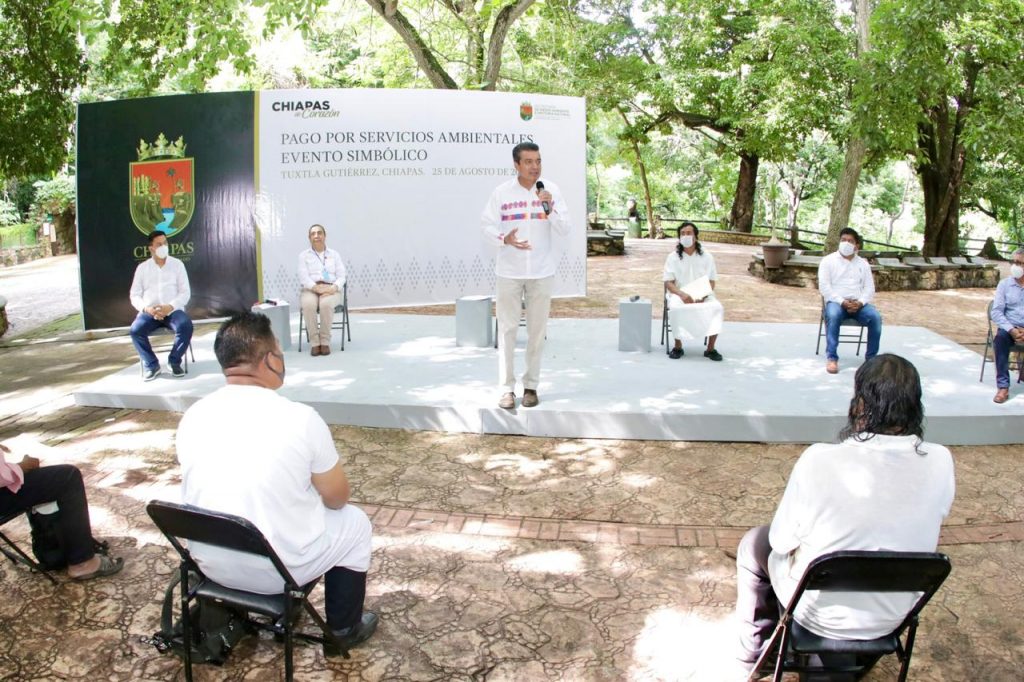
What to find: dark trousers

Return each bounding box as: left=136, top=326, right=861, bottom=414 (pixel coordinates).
left=324, top=566, right=366, bottom=630
left=993, top=328, right=1021, bottom=389
left=0, top=464, right=96, bottom=565
left=130, top=310, right=193, bottom=370
left=735, top=525, right=778, bottom=665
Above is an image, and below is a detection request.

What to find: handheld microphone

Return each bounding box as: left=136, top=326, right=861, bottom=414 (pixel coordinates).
left=535, top=181, right=551, bottom=214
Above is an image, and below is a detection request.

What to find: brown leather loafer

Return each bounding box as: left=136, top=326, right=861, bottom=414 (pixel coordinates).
left=994, top=388, right=1010, bottom=404
left=521, top=389, right=539, bottom=408
left=826, top=360, right=839, bottom=374
left=311, top=345, right=322, bottom=357
left=498, top=392, right=516, bottom=409
left=320, top=345, right=331, bottom=356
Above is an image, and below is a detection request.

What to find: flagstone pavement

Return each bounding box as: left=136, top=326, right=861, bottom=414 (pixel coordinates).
left=0, top=240, right=1021, bottom=681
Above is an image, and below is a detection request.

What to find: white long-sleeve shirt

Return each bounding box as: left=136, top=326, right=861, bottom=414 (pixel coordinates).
left=767, top=434, right=954, bottom=640
left=298, top=247, right=346, bottom=290
left=129, top=256, right=191, bottom=312
left=818, top=251, right=875, bottom=305
left=481, top=177, right=571, bottom=279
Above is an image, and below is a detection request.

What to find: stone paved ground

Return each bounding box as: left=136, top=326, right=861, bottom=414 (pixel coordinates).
left=0, top=241, right=1021, bottom=681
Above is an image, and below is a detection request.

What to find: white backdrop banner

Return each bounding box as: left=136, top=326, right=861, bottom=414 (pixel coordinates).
left=256, top=89, right=587, bottom=309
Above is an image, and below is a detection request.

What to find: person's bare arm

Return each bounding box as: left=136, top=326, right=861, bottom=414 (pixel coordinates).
left=311, top=462, right=350, bottom=509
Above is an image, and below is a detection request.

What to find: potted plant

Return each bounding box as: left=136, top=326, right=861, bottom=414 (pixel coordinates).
left=761, top=226, right=791, bottom=269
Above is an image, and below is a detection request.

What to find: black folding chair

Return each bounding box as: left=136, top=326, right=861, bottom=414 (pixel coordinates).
left=816, top=297, right=866, bottom=357
left=980, top=299, right=1024, bottom=383
left=0, top=509, right=58, bottom=584
left=750, top=550, right=951, bottom=682
left=146, top=500, right=349, bottom=682
left=298, top=282, right=351, bottom=351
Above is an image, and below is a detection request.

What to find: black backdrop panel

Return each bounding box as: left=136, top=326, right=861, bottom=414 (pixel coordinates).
left=77, top=91, right=256, bottom=330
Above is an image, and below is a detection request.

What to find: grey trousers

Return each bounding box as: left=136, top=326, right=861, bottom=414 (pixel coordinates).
left=735, top=524, right=779, bottom=665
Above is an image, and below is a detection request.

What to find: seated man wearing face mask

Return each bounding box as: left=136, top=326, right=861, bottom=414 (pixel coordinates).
left=817, top=227, right=882, bottom=374
left=663, top=222, right=724, bottom=360
left=129, top=230, right=193, bottom=381
left=989, top=248, right=1024, bottom=404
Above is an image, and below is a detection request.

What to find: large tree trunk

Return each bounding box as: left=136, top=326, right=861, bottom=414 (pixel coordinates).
left=824, top=0, right=871, bottom=253
left=918, top=151, right=963, bottom=257
left=825, top=138, right=866, bottom=252
left=54, top=208, right=76, bottom=255
left=728, top=152, right=758, bottom=233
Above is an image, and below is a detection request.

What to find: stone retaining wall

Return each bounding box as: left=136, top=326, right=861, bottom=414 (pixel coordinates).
left=587, top=229, right=626, bottom=256
left=1, top=245, right=49, bottom=267
left=748, top=258, right=1000, bottom=291
left=693, top=229, right=772, bottom=247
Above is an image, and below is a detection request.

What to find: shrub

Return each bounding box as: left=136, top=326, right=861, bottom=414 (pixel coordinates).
left=0, top=197, right=19, bottom=226
left=0, top=222, right=38, bottom=248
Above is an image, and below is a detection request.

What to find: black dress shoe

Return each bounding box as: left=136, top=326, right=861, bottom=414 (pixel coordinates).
left=330, top=611, right=378, bottom=650
left=668, top=347, right=683, bottom=359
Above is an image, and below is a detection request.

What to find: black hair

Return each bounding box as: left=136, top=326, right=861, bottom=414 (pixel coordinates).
left=839, top=227, right=861, bottom=246
left=838, top=354, right=925, bottom=450
left=147, top=230, right=166, bottom=245
left=675, top=221, right=704, bottom=257
left=512, top=142, right=540, bottom=163
left=214, top=312, right=278, bottom=370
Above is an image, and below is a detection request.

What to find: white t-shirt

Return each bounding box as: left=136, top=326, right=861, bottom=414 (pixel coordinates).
left=768, top=434, right=955, bottom=639
left=480, top=177, right=571, bottom=279
left=662, top=248, right=718, bottom=298
left=176, top=384, right=340, bottom=592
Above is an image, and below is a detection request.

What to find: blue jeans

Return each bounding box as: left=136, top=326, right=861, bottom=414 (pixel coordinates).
left=130, top=310, right=193, bottom=370
left=992, top=328, right=1021, bottom=389
left=824, top=302, right=881, bottom=361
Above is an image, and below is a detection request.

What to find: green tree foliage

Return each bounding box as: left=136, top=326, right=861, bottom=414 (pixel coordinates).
left=866, top=0, right=1024, bottom=255
left=0, top=0, right=87, bottom=177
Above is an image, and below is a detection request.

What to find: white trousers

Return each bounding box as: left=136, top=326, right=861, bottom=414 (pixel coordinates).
left=667, top=293, right=724, bottom=341
left=192, top=503, right=373, bottom=594
left=497, top=275, right=553, bottom=391
left=301, top=289, right=344, bottom=346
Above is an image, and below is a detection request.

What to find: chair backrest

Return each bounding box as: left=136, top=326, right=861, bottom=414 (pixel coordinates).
left=147, top=500, right=297, bottom=586
left=790, top=550, right=951, bottom=625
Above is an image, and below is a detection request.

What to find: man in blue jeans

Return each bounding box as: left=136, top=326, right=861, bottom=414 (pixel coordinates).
left=990, top=248, right=1024, bottom=403
left=129, top=231, right=193, bottom=380
left=817, top=227, right=881, bottom=374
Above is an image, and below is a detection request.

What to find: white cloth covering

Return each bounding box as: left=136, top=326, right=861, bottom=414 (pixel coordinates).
left=663, top=249, right=723, bottom=340
left=176, top=384, right=372, bottom=594
left=129, top=256, right=191, bottom=312
left=767, top=434, right=955, bottom=640
left=481, top=177, right=571, bottom=279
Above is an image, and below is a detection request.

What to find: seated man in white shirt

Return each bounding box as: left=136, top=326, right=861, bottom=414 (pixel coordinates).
left=817, top=227, right=882, bottom=374
left=176, top=312, right=377, bottom=648
left=129, top=231, right=193, bottom=381
left=734, top=354, right=954, bottom=671
left=663, top=222, right=724, bottom=360
left=298, top=223, right=346, bottom=357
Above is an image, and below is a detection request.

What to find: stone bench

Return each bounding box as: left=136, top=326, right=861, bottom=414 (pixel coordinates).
left=587, top=229, right=625, bottom=256
left=749, top=256, right=999, bottom=291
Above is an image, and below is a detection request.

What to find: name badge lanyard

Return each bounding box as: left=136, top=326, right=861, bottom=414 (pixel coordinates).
left=316, top=251, right=330, bottom=282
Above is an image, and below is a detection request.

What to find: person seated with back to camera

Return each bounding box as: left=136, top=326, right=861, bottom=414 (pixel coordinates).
left=663, top=221, right=724, bottom=361
left=0, top=442, right=124, bottom=580
left=734, top=353, right=954, bottom=672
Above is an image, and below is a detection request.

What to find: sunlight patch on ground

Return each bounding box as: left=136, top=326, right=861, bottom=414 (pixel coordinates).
left=629, top=607, right=743, bottom=681
left=483, top=453, right=552, bottom=477
left=621, top=473, right=660, bottom=489
left=507, top=549, right=584, bottom=575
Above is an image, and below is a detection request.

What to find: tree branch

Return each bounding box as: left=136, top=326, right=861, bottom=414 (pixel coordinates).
left=363, top=0, right=459, bottom=89
left=482, top=0, right=534, bottom=91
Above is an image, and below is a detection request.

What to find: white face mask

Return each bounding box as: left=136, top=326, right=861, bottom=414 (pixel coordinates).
left=153, top=244, right=169, bottom=259
left=838, top=241, right=856, bottom=257
left=1011, top=264, right=1024, bottom=280
left=679, top=235, right=695, bottom=249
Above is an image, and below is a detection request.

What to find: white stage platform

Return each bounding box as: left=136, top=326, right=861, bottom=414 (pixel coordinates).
left=74, top=314, right=1024, bottom=444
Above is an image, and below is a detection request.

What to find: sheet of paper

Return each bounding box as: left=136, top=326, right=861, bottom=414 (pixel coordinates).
left=680, top=275, right=713, bottom=301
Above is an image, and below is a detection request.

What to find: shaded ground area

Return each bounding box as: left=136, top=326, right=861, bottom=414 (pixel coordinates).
left=0, top=241, right=1020, bottom=681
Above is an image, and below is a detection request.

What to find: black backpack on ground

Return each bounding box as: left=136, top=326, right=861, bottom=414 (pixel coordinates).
left=147, top=570, right=254, bottom=665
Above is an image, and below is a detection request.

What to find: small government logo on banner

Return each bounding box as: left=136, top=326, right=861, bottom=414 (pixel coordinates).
left=519, top=101, right=533, bottom=121
left=129, top=133, right=195, bottom=237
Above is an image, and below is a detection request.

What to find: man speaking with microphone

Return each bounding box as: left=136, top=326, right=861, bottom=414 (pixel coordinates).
left=482, top=142, right=571, bottom=410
